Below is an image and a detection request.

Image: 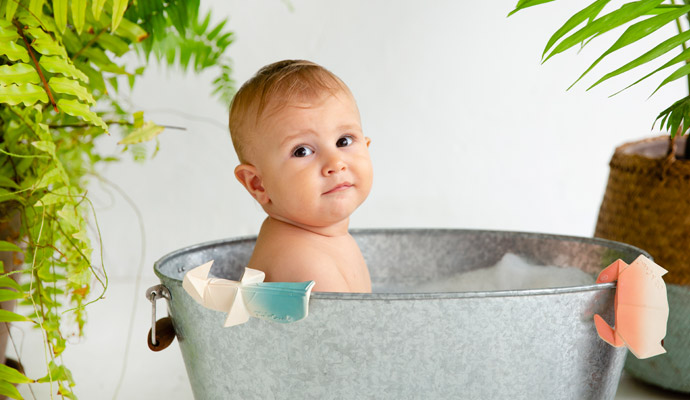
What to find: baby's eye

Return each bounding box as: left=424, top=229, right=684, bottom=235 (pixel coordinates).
left=336, top=136, right=353, bottom=148
left=292, top=146, right=313, bottom=158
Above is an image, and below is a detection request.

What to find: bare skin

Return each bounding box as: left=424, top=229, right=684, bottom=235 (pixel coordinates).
left=247, top=217, right=371, bottom=292
left=234, top=90, right=373, bottom=292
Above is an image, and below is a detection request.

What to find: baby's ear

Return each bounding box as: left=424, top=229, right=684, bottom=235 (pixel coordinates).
left=234, top=164, right=269, bottom=205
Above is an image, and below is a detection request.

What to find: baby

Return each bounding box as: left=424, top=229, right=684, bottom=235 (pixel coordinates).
left=229, top=60, right=373, bottom=293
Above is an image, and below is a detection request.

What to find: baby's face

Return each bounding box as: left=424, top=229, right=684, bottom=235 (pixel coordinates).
left=249, top=91, right=373, bottom=230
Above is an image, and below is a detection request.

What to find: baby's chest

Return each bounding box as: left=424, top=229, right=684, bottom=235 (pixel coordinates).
left=332, top=245, right=369, bottom=285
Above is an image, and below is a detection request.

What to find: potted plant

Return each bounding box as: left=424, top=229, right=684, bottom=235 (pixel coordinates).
left=510, top=0, right=690, bottom=393
left=0, top=0, right=235, bottom=398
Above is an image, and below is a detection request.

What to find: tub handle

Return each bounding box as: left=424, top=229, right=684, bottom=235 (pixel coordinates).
left=146, top=285, right=175, bottom=352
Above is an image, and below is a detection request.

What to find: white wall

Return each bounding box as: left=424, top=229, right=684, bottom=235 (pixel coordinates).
left=93, top=0, right=682, bottom=280
left=19, top=1, right=685, bottom=398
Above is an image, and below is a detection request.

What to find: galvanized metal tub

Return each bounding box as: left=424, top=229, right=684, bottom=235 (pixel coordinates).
left=153, top=229, right=646, bottom=399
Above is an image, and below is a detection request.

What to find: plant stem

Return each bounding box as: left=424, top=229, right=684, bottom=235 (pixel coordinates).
left=13, top=20, right=58, bottom=113
left=673, top=0, right=690, bottom=158
left=48, top=122, right=186, bottom=130
left=71, top=26, right=108, bottom=61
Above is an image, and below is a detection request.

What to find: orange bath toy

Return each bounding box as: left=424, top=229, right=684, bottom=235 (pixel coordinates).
left=594, top=255, right=669, bottom=359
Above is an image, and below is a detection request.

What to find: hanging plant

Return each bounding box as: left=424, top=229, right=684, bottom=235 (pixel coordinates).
left=0, top=0, right=235, bottom=398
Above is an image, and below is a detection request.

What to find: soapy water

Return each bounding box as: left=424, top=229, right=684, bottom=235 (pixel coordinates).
left=419, top=253, right=596, bottom=292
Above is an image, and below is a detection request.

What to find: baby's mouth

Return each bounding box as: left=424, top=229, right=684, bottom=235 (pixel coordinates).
left=323, top=182, right=353, bottom=195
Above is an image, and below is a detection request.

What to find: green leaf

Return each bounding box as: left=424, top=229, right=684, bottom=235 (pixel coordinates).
left=57, top=205, right=79, bottom=229
left=31, top=140, right=56, bottom=156
left=29, top=0, right=45, bottom=17
left=0, top=41, right=31, bottom=63
left=80, top=48, right=128, bottom=74
left=49, top=76, right=96, bottom=105
left=114, top=17, right=149, bottom=42
left=541, top=0, right=610, bottom=58
left=57, top=98, right=108, bottom=131
left=0, top=188, right=22, bottom=204
left=650, top=62, right=690, bottom=97
left=0, top=276, right=22, bottom=291
left=508, top=0, right=557, bottom=17
left=0, top=176, right=19, bottom=189
left=37, top=361, right=73, bottom=384
left=26, top=27, right=69, bottom=58
left=654, top=96, right=690, bottom=136
left=70, top=0, right=86, bottom=34
left=544, top=0, right=664, bottom=63
left=0, top=381, right=23, bottom=400
left=5, top=0, right=19, bottom=21
left=0, top=364, right=31, bottom=385
left=0, top=241, right=22, bottom=253
left=0, top=83, right=49, bottom=106
left=118, top=121, right=165, bottom=144
left=39, top=55, right=89, bottom=82
left=133, top=110, right=144, bottom=128
left=92, top=0, right=107, bottom=20
left=0, top=309, right=30, bottom=323
left=0, top=63, right=40, bottom=85
left=97, top=33, right=130, bottom=57
left=0, top=289, right=23, bottom=302
left=591, top=30, right=690, bottom=91
left=53, top=0, right=68, bottom=34
left=569, top=5, right=690, bottom=89
left=207, top=20, right=228, bottom=41
left=0, top=22, right=19, bottom=42
left=112, top=0, right=128, bottom=32
left=74, top=61, right=105, bottom=93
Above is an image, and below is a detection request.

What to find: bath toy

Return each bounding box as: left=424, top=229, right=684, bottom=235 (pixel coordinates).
left=183, top=260, right=315, bottom=327
left=594, top=255, right=669, bottom=359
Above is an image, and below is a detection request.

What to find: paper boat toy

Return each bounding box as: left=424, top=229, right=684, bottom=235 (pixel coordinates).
left=183, top=261, right=315, bottom=327
left=594, top=254, right=669, bottom=359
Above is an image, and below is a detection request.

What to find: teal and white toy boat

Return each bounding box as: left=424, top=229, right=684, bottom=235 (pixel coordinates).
left=183, top=261, right=315, bottom=327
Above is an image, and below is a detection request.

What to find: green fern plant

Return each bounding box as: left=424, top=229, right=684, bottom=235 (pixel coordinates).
left=0, top=0, right=235, bottom=398
left=510, top=0, right=690, bottom=158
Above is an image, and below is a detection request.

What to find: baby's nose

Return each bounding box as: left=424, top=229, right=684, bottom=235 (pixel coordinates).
left=322, top=154, right=347, bottom=176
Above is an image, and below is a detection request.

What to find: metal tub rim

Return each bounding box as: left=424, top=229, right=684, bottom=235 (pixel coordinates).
left=153, top=227, right=649, bottom=300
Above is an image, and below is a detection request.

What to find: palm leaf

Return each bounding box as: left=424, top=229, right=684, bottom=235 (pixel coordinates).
left=542, top=0, right=610, bottom=58
left=650, top=62, right=690, bottom=97
left=508, top=0, right=557, bottom=17
left=654, top=95, right=690, bottom=136
left=544, top=0, right=664, bottom=63
left=590, top=29, right=690, bottom=91
left=569, top=5, right=690, bottom=89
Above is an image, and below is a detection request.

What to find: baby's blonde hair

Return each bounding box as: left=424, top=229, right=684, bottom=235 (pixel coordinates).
left=229, top=60, right=350, bottom=163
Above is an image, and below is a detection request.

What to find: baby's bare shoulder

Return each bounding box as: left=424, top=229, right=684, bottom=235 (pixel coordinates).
left=250, top=230, right=349, bottom=292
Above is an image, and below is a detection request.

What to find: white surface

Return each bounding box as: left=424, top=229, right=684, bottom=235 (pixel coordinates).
left=14, top=0, right=688, bottom=398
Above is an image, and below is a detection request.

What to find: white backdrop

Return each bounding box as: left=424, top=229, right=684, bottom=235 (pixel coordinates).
left=19, top=1, right=685, bottom=398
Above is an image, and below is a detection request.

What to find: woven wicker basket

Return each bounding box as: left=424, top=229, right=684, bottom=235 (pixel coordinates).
left=595, top=135, right=690, bottom=285
left=594, top=135, right=690, bottom=392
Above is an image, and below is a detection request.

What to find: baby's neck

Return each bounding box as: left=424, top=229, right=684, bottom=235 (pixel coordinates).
left=265, top=216, right=350, bottom=237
